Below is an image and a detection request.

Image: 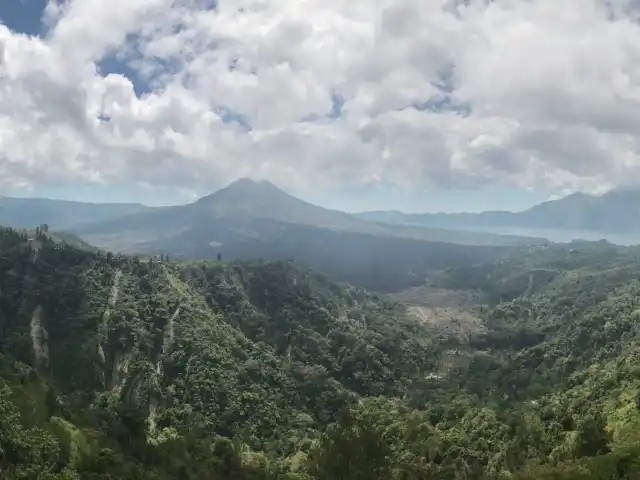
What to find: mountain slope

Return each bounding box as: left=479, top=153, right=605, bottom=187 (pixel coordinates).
left=72, top=178, right=398, bottom=241
left=357, top=189, right=640, bottom=234
left=404, top=243, right=640, bottom=479
left=0, top=226, right=437, bottom=478
left=194, top=178, right=393, bottom=233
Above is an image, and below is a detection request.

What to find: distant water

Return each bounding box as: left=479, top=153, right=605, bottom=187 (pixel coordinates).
left=449, top=226, right=640, bottom=246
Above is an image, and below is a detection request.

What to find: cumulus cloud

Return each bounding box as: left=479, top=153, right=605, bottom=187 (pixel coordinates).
left=2, top=0, right=640, bottom=197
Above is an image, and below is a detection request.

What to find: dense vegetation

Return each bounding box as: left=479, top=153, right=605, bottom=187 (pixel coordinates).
left=431, top=240, right=640, bottom=303
left=0, top=227, right=438, bottom=478
left=4, top=228, right=640, bottom=478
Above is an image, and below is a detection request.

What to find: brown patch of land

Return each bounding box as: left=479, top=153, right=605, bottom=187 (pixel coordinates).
left=407, top=305, right=484, bottom=340
left=390, top=286, right=486, bottom=340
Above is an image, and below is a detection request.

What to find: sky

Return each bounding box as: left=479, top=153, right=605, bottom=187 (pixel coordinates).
left=1, top=1, right=640, bottom=213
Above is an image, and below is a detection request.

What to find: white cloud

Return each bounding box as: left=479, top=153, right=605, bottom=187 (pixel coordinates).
left=2, top=0, right=640, bottom=198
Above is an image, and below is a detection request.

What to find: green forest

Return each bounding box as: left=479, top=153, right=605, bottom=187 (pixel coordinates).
left=3, top=228, right=640, bottom=478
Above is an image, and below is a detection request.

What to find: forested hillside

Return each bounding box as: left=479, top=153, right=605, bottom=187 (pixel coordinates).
left=431, top=241, right=640, bottom=304
left=0, top=227, right=438, bottom=478
left=3, top=228, right=640, bottom=478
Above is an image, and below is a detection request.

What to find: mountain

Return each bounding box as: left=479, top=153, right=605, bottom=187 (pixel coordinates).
left=0, top=196, right=150, bottom=230
left=357, top=189, right=640, bottom=235
left=4, top=228, right=640, bottom=478
left=0, top=181, right=547, bottom=249
left=191, top=178, right=393, bottom=234
left=72, top=178, right=538, bottom=291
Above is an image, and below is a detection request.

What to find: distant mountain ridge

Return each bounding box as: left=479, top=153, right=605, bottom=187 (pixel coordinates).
left=0, top=196, right=150, bottom=230
left=0, top=180, right=546, bottom=247
left=357, top=189, right=640, bottom=234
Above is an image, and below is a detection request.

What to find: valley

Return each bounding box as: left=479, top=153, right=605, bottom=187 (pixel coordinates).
left=2, top=184, right=640, bottom=478
left=0, top=225, right=639, bottom=478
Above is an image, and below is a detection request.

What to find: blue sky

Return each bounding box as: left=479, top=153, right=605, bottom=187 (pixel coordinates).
left=1, top=0, right=47, bottom=37
left=0, top=0, right=598, bottom=212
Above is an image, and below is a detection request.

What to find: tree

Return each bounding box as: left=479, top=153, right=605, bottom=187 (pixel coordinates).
left=576, top=414, right=610, bottom=457
left=0, top=384, right=72, bottom=478
left=307, top=407, right=393, bottom=480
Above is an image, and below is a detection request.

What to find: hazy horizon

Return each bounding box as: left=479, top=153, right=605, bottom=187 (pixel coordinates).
left=3, top=178, right=564, bottom=215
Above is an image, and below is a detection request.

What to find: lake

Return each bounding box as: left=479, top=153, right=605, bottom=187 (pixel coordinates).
left=447, top=225, right=640, bottom=246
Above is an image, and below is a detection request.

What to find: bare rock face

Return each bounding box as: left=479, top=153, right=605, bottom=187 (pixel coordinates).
left=30, top=305, right=49, bottom=369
